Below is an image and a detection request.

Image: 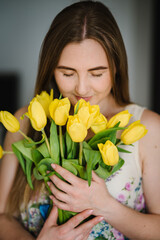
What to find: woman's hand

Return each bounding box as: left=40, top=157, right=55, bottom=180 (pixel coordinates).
left=48, top=164, right=112, bottom=216
left=37, top=205, right=103, bottom=240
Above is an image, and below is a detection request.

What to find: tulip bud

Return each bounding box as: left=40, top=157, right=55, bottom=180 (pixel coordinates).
left=74, top=99, right=100, bottom=129
left=49, top=98, right=70, bottom=126
left=28, top=98, right=47, bottom=131
left=121, top=120, right=148, bottom=145
left=107, top=110, right=132, bottom=128
left=36, top=89, right=53, bottom=118
left=91, top=113, right=107, bottom=134
left=98, top=140, right=119, bottom=166
left=0, top=111, right=20, bottom=133
left=0, top=145, right=3, bottom=159
left=67, top=115, right=87, bottom=142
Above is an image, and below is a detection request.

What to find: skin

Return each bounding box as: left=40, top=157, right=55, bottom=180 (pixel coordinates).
left=0, top=38, right=160, bottom=239
left=51, top=39, right=160, bottom=239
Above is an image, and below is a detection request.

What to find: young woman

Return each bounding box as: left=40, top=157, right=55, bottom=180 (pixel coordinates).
left=0, top=1, right=160, bottom=239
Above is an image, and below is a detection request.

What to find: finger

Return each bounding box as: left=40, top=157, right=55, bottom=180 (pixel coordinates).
left=44, top=204, right=58, bottom=227
left=76, top=215, right=104, bottom=236
left=92, top=170, right=103, bottom=183
left=50, top=194, right=70, bottom=211
left=51, top=164, right=83, bottom=185
left=49, top=173, right=72, bottom=194
left=48, top=181, right=69, bottom=203
left=64, top=209, right=94, bottom=230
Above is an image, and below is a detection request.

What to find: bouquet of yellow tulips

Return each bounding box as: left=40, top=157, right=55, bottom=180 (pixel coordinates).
left=0, top=90, right=147, bottom=224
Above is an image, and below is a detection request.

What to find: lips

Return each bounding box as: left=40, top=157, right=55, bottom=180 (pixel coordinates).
left=76, top=96, right=92, bottom=102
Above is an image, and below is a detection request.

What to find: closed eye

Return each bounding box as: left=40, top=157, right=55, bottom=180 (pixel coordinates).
left=92, top=73, right=103, bottom=77
left=63, top=73, right=74, bottom=77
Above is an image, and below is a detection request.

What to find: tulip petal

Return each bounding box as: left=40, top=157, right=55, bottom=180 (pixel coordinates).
left=0, top=111, right=20, bottom=133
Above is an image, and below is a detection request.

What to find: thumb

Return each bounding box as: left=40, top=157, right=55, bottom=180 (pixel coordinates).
left=45, top=204, right=58, bottom=227
left=92, top=170, right=102, bottom=182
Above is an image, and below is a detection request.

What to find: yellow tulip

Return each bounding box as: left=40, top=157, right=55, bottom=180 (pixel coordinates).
left=121, top=120, right=148, bottom=145
left=0, top=145, right=3, bottom=159
left=36, top=89, right=53, bottom=118
left=107, top=110, right=132, bottom=128
left=0, top=111, right=20, bottom=133
left=67, top=115, right=87, bottom=142
left=28, top=98, right=47, bottom=131
left=98, top=140, right=119, bottom=166
left=49, top=98, right=71, bottom=126
left=91, top=113, right=107, bottom=134
left=74, top=99, right=100, bottom=129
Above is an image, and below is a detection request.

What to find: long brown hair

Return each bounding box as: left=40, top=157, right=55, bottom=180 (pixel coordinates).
left=7, top=0, right=131, bottom=214
left=35, top=0, right=130, bottom=104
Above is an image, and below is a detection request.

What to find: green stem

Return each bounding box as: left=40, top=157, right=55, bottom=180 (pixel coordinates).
left=79, top=142, right=83, bottom=166
left=18, top=130, right=31, bottom=141
left=116, top=140, right=123, bottom=146
left=59, top=126, right=64, bottom=159
left=42, top=129, right=51, bottom=155
left=4, top=151, right=13, bottom=155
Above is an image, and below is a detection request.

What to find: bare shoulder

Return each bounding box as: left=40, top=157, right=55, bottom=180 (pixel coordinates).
left=141, top=108, right=160, bottom=139
left=140, top=108, right=160, bottom=164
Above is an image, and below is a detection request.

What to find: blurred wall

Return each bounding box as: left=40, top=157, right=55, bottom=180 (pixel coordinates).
left=0, top=0, right=154, bottom=109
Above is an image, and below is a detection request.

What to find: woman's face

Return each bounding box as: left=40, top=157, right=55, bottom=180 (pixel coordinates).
left=54, top=39, right=113, bottom=112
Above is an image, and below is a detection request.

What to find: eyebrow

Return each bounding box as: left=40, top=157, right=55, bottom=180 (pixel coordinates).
left=56, top=66, right=108, bottom=71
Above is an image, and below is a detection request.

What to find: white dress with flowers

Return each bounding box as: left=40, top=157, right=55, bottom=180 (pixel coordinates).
left=20, top=104, right=146, bottom=239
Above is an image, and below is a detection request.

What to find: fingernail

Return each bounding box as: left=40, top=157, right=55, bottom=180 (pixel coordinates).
left=47, top=182, right=51, bottom=186
left=51, top=163, right=56, bottom=169
left=88, top=209, right=93, bottom=214
left=98, top=216, right=104, bottom=221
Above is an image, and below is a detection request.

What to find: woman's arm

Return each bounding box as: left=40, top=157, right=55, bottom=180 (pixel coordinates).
left=48, top=109, right=160, bottom=240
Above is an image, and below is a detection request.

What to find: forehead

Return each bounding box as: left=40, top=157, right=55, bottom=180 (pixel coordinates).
left=57, top=39, right=109, bottom=68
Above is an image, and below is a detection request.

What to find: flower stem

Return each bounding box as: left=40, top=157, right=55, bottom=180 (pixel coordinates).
left=59, top=126, right=64, bottom=159
left=79, top=142, right=83, bottom=166
left=18, top=130, right=31, bottom=141
left=42, top=129, right=51, bottom=155
left=4, top=151, right=13, bottom=155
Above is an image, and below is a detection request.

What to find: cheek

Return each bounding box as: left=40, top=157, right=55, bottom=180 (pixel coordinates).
left=94, top=78, right=112, bottom=94
left=55, top=76, right=74, bottom=94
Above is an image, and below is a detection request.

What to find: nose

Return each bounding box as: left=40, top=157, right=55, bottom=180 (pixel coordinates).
left=75, top=74, right=90, bottom=96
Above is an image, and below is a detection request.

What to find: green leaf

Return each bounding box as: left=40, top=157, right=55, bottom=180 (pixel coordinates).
left=82, top=141, right=92, bottom=150
left=50, top=120, right=60, bottom=164
left=25, top=156, right=33, bottom=189
left=83, top=148, right=102, bottom=186
left=31, top=149, right=43, bottom=165
left=94, top=164, right=111, bottom=179
left=33, top=167, right=44, bottom=180
left=88, top=126, right=126, bottom=146
left=12, top=140, right=32, bottom=161
left=117, top=147, right=131, bottom=153
left=71, top=163, right=87, bottom=180
left=62, top=159, right=78, bottom=176
left=23, top=135, right=45, bottom=148
left=37, top=142, right=50, bottom=158
left=89, top=137, right=110, bottom=150
left=37, top=158, right=55, bottom=173
left=12, top=144, right=26, bottom=174
left=111, top=157, right=125, bottom=175
left=66, top=132, right=78, bottom=159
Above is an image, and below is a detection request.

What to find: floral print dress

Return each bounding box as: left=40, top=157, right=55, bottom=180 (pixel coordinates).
left=20, top=104, right=146, bottom=239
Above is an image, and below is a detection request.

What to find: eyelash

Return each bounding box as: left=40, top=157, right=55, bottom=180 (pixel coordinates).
left=92, top=74, right=102, bottom=77
left=63, top=73, right=74, bottom=77
left=63, top=73, right=103, bottom=77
